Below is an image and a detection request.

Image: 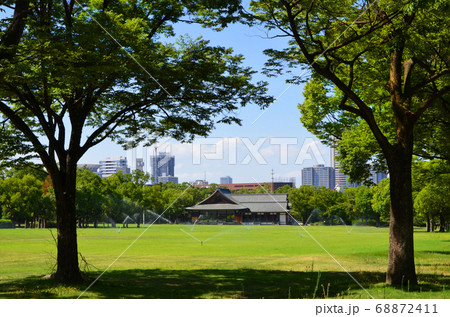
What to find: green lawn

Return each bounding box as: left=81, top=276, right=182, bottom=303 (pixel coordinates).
left=0, top=225, right=448, bottom=298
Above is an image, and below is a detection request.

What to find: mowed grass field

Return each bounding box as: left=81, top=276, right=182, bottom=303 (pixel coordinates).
left=0, top=225, right=448, bottom=299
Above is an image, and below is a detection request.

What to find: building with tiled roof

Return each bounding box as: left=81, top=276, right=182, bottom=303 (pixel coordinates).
left=186, top=189, right=290, bottom=225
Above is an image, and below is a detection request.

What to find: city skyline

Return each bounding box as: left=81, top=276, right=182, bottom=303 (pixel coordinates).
left=91, top=141, right=388, bottom=188
left=87, top=137, right=330, bottom=186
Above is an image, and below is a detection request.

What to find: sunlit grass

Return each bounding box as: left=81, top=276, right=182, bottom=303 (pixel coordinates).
left=0, top=225, right=448, bottom=298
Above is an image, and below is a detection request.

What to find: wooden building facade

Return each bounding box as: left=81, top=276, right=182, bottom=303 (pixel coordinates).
left=185, top=189, right=291, bottom=225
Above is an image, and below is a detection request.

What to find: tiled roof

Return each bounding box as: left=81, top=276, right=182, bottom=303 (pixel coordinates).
left=231, top=194, right=287, bottom=203
left=185, top=204, right=249, bottom=211
left=186, top=189, right=288, bottom=213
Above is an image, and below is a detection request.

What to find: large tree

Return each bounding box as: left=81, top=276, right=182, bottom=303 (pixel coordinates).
left=249, top=0, right=450, bottom=286
left=0, top=0, right=272, bottom=283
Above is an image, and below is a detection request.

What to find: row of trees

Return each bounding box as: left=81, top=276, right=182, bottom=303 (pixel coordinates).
left=286, top=159, right=449, bottom=232
left=413, top=160, right=450, bottom=232
left=2, top=162, right=448, bottom=231
left=0, top=172, right=52, bottom=228
left=0, top=167, right=214, bottom=227
left=288, top=185, right=384, bottom=226
left=288, top=176, right=448, bottom=232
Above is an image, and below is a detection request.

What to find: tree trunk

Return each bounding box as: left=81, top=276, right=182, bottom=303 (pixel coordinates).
left=439, top=213, right=445, bottom=232
left=52, top=165, right=83, bottom=284
left=386, top=148, right=417, bottom=287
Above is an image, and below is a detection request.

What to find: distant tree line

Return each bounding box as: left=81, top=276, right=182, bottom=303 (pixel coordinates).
left=0, top=160, right=448, bottom=231
left=0, top=166, right=216, bottom=228
left=286, top=160, right=449, bottom=232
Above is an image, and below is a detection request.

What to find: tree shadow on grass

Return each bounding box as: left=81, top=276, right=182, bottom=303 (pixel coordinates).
left=86, top=269, right=383, bottom=299
left=422, top=250, right=450, bottom=255
left=0, top=269, right=448, bottom=299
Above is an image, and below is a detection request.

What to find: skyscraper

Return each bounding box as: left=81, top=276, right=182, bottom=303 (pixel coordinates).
left=302, top=164, right=335, bottom=189
left=150, top=152, right=177, bottom=184
left=301, top=167, right=314, bottom=186
left=330, top=146, right=345, bottom=188
left=135, top=158, right=144, bottom=172
left=370, top=168, right=388, bottom=184
left=98, top=156, right=130, bottom=178
left=220, top=176, right=233, bottom=184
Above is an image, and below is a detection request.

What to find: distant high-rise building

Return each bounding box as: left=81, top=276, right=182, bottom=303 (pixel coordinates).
left=150, top=152, right=176, bottom=184
left=331, top=146, right=349, bottom=188
left=371, top=169, right=388, bottom=184
left=313, top=165, right=335, bottom=189
left=335, top=167, right=352, bottom=188
left=302, top=167, right=314, bottom=186
left=331, top=146, right=337, bottom=169
left=302, top=164, right=335, bottom=189
left=158, top=176, right=179, bottom=184
left=135, top=158, right=144, bottom=172
left=98, top=156, right=130, bottom=178
left=220, top=176, right=233, bottom=184
left=193, top=179, right=208, bottom=185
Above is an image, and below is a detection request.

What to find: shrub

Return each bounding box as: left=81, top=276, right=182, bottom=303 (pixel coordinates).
left=46, top=221, right=57, bottom=228
left=0, top=219, right=14, bottom=228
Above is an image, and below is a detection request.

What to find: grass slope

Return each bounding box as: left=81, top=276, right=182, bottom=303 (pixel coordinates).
left=0, top=225, right=448, bottom=298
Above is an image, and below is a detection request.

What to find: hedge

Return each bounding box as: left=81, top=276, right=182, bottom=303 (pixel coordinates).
left=0, top=219, right=14, bottom=228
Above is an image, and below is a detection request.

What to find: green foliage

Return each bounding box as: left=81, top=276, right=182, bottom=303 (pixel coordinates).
left=371, top=179, right=390, bottom=222
left=248, top=0, right=450, bottom=177
left=336, top=125, right=387, bottom=184
left=354, top=186, right=377, bottom=222
left=288, top=185, right=317, bottom=223
left=0, top=1, right=273, bottom=157
left=0, top=124, right=37, bottom=169
left=274, top=184, right=291, bottom=193
left=252, top=182, right=272, bottom=194
left=413, top=160, right=450, bottom=230
left=287, top=185, right=387, bottom=225
left=248, top=1, right=449, bottom=284
left=76, top=168, right=104, bottom=226
left=0, top=218, right=13, bottom=228
left=0, top=173, right=54, bottom=226
left=0, top=165, right=48, bottom=181
left=298, top=78, right=358, bottom=145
